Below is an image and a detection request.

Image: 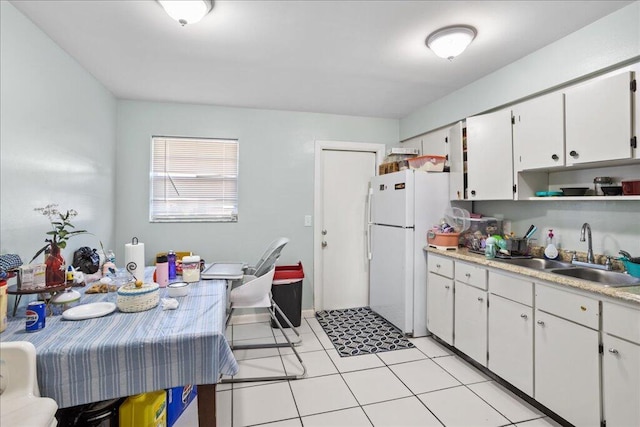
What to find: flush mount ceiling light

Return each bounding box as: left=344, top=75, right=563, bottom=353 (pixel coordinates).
left=426, top=25, right=477, bottom=60
left=158, top=0, right=213, bottom=26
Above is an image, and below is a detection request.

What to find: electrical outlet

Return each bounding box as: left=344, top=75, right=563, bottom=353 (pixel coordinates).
left=304, top=215, right=312, bottom=227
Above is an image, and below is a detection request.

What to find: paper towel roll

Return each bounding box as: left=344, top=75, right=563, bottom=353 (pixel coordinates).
left=124, top=238, right=145, bottom=282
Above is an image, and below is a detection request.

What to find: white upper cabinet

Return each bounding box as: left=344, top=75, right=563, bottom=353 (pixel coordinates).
left=466, top=109, right=514, bottom=200
left=565, top=71, right=635, bottom=165
left=421, top=127, right=448, bottom=156
left=512, top=92, right=565, bottom=171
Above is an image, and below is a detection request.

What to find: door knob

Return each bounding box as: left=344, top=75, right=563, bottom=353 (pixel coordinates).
left=321, top=241, right=328, bottom=248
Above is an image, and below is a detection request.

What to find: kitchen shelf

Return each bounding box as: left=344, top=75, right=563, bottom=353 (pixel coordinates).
left=526, top=196, right=640, bottom=201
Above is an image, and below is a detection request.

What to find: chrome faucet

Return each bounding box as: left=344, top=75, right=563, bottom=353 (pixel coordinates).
left=580, top=223, right=595, bottom=264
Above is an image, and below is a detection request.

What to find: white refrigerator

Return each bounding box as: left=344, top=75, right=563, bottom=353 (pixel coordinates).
left=368, top=169, right=450, bottom=337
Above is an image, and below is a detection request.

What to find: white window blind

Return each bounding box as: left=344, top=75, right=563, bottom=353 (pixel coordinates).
left=150, top=136, right=239, bottom=222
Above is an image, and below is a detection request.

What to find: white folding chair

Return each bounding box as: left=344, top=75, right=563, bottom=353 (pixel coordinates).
left=0, top=341, right=58, bottom=427
left=222, top=266, right=307, bottom=383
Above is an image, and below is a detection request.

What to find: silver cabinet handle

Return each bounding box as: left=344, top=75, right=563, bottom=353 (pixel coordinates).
left=551, top=154, right=559, bottom=160
left=465, top=273, right=471, bottom=278
left=436, top=264, right=441, bottom=268
left=537, top=320, right=545, bottom=326
left=444, top=285, right=450, bottom=289
left=321, top=241, right=327, bottom=248
left=477, top=297, right=483, bottom=302
left=608, top=348, right=619, bottom=355
left=322, top=229, right=327, bottom=235
left=520, top=314, right=528, bottom=319
left=569, top=150, right=578, bottom=158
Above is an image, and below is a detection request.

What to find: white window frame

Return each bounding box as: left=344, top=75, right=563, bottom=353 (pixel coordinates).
left=149, top=136, right=239, bottom=223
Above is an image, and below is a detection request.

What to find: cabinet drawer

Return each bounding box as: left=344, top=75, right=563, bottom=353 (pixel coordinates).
left=455, top=261, right=487, bottom=290
left=489, top=271, right=533, bottom=306
left=535, top=283, right=599, bottom=329
left=428, top=254, right=454, bottom=278
left=603, top=301, right=640, bottom=344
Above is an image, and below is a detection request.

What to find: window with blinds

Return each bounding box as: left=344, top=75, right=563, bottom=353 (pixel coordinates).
left=150, top=136, right=239, bottom=222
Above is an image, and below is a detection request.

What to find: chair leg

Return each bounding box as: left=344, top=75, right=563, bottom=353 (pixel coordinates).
left=221, top=305, right=307, bottom=384
left=271, top=299, right=303, bottom=345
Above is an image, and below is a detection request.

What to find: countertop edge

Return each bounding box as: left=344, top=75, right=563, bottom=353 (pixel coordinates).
left=424, top=247, right=640, bottom=306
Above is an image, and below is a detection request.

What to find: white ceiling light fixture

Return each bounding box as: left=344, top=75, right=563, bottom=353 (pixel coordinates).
left=158, top=0, right=213, bottom=26
left=426, top=25, right=477, bottom=60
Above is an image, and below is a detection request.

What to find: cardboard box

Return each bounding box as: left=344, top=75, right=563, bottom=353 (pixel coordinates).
left=167, top=385, right=197, bottom=427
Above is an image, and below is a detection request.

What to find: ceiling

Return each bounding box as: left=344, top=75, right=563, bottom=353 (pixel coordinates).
left=10, top=0, right=633, bottom=119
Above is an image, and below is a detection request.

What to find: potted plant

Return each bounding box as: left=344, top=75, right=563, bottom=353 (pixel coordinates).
left=30, top=204, right=87, bottom=287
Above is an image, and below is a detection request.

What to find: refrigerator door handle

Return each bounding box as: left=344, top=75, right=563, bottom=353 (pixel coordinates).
left=366, top=186, right=373, bottom=260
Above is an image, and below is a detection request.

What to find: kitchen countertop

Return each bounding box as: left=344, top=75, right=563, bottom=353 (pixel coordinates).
left=425, top=247, right=640, bottom=306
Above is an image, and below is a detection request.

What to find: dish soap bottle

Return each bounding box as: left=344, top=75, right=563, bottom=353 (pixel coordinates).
left=544, top=229, right=559, bottom=260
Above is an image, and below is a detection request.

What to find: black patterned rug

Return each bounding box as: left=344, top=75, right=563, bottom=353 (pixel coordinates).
left=315, top=307, right=415, bottom=357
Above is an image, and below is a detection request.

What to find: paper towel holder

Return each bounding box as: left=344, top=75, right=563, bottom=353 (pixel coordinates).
left=131, top=237, right=140, bottom=245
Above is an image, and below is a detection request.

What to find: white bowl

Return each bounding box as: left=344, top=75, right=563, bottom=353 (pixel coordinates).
left=167, top=282, right=190, bottom=297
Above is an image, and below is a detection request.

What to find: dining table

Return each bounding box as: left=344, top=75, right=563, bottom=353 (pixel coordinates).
left=0, top=267, right=238, bottom=426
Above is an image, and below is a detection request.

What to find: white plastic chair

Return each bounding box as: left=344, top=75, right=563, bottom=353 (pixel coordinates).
left=244, top=237, right=290, bottom=277
left=222, top=266, right=307, bottom=383
left=0, top=341, right=58, bottom=427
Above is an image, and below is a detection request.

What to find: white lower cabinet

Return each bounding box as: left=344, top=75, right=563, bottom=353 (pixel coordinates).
left=488, top=294, right=533, bottom=396
left=602, top=301, right=640, bottom=427
left=426, top=272, right=454, bottom=345
left=454, top=281, right=488, bottom=366
left=534, top=284, right=601, bottom=427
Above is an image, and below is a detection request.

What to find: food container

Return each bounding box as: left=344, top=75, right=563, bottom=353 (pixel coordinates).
left=407, top=155, right=446, bottom=172
left=49, top=289, right=81, bottom=315
left=561, top=187, right=589, bottom=196
left=621, top=180, right=640, bottom=195
left=181, top=256, right=201, bottom=283
left=601, top=186, right=623, bottom=196
left=117, top=282, right=160, bottom=313
left=504, top=238, right=529, bottom=256
left=167, top=282, right=190, bottom=297
left=461, top=217, right=503, bottom=249
left=427, top=232, right=460, bottom=249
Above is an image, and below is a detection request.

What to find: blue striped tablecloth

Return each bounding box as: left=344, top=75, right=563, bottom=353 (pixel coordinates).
left=0, top=270, right=238, bottom=408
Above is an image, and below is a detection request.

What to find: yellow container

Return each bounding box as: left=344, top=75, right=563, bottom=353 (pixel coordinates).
left=0, top=280, right=7, bottom=333
left=119, top=390, right=167, bottom=427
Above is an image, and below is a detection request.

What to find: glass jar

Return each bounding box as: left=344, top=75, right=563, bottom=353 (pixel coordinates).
left=182, top=255, right=201, bottom=283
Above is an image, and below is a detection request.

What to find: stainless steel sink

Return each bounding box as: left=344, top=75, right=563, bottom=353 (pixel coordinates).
left=495, top=258, right=574, bottom=269
left=550, top=268, right=640, bottom=287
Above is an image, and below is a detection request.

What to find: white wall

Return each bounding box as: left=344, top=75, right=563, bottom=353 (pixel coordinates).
left=0, top=2, right=117, bottom=265
left=116, top=101, right=398, bottom=309
left=400, top=1, right=640, bottom=141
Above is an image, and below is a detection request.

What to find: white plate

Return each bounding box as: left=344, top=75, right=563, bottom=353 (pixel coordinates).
left=62, top=302, right=117, bottom=321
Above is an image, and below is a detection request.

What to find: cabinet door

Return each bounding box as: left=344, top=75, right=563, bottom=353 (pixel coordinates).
left=512, top=92, right=565, bottom=171
left=426, top=272, right=454, bottom=345
left=466, top=109, right=514, bottom=200
left=602, top=334, right=640, bottom=427
left=448, top=121, right=465, bottom=200
left=534, top=311, right=600, bottom=427
left=488, top=295, right=533, bottom=396
left=454, top=282, right=488, bottom=365
left=565, top=71, right=633, bottom=164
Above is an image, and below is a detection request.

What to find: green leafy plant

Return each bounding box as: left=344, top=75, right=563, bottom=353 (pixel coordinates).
left=30, top=204, right=87, bottom=263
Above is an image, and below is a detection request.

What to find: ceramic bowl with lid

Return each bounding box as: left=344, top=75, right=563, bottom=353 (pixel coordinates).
left=50, top=289, right=81, bottom=315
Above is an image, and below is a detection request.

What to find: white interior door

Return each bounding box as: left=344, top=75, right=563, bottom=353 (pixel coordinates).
left=315, top=144, right=380, bottom=311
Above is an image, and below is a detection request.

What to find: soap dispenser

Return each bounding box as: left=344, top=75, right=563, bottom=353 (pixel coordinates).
left=544, top=229, right=559, bottom=260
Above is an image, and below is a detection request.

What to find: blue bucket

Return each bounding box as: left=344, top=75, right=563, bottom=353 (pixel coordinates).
left=619, top=258, right=640, bottom=278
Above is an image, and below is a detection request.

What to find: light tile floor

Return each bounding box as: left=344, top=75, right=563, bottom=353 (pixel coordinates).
left=175, top=313, right=564, bottom=427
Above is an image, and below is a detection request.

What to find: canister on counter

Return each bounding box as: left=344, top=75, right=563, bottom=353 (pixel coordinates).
left=182, top=256, right=201, bottom=283
left=26, top=301, right=46, bottom=332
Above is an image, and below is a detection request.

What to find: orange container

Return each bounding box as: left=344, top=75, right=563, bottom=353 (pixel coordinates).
left=427, top=232, right=460, bottom=249
left=407, top=155, right=446, bottom=172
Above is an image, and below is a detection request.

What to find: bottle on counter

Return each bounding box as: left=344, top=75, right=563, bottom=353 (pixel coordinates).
left=182, top=255, right=201, bottom=283
left=156, top=255, right=169, bottom=288
left=167, top=251, right=176, bottom=280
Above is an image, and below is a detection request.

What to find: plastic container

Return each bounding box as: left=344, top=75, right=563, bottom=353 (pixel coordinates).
left=621, top=180, right=640, bottom=195
left=119, top=390, right=166, bottom=427
left=167, top=251, right=177, bottom=280
left=181, top=256, right=201, bottom=283
left=620, top=258, right=640, bottom=278
left=427, top=231, right=460, bottom=249
left=461, top=217, right=503, bottom=249
left=167, top=282, right=190, bottom=298
left=407, top=155, right=446, bottom=172
left=155, top=255, right=169, bottom=288
left=270, top=262, right=304, bottom=328
left=166, top=385, right=197, bottom=427
left=0, top=279, right=7, bottom=333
